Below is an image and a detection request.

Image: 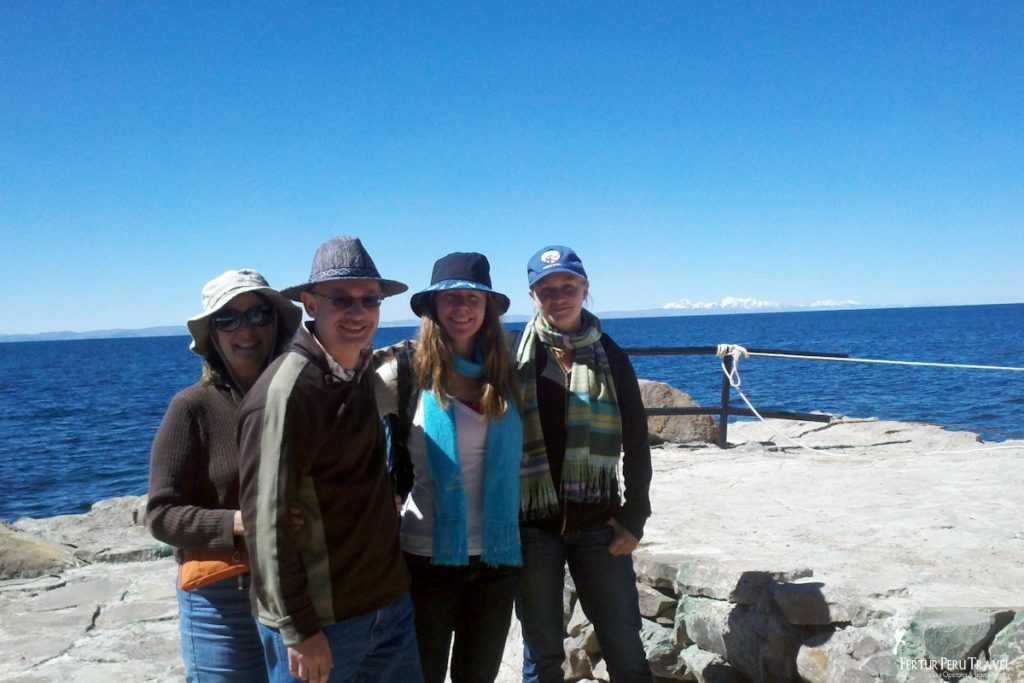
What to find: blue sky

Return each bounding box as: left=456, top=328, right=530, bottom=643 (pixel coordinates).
left=2, top=2, right=1021, bottom=334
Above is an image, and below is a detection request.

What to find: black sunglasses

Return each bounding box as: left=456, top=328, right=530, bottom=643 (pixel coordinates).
left=308, top=291, right=383, bottom=311
left=212, top=304, right=276, bottom=332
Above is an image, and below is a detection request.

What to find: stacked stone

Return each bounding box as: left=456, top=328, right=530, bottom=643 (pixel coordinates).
left=560, top=554, right=1024, bottom=683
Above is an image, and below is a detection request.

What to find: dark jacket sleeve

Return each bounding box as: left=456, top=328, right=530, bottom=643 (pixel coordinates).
left=146, top=391, right=236, bottom=551
left=238, top=369, right=322, bottom=646
left=605, top=336, right=653, bottom=540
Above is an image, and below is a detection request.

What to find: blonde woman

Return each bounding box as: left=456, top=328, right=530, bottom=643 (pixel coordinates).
left=515, top=246, right=654, bottom=683
left=376, top=252, right=522, bottom=683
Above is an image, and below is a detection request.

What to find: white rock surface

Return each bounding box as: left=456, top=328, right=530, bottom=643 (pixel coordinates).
left=2, top=418, right=1021, bottom=682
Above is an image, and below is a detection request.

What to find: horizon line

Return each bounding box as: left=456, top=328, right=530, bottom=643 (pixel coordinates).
left=2, top=301, right=1022, bottom=343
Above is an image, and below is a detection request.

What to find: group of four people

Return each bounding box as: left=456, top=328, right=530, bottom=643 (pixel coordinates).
left=147, top=236, right=654, bottom=683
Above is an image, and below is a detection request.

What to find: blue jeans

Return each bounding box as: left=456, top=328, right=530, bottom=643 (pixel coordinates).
left=257, top=592, right=423, bottom=683
left=405, top=552, right=520, bottom=683
left=516, top=525, right=653, bottom=683
left=176, top=574, right=268, bottom=683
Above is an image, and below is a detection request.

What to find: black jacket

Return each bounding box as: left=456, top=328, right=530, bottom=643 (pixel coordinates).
left=525, top=333, right=652, bottom=539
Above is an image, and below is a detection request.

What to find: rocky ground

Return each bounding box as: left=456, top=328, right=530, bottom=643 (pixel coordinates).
left=1, top=415, right=1022, bottom=682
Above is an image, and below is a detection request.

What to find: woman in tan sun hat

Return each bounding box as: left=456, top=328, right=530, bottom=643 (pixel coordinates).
left=147, top=268, right=301, bottom=682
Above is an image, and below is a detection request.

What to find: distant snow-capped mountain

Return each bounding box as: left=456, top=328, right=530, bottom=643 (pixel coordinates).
left=661, top=296, right=863, bottom=312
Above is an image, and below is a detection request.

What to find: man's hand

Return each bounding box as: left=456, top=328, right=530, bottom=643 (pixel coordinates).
left=288, top=631, right=333, bottom=683
left=607, top=518, right=639, bottom=556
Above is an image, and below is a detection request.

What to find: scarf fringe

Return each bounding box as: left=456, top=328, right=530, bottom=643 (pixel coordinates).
left=433, top=522, right=470, bottom=566
left=559, top=458, right=619, bottom=504
left=519, top=477, right=561, bottom=521
left=481, top=520, right=522, bottom=566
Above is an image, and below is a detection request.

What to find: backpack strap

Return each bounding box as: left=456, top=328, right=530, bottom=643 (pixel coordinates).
left=388, top=343, right=415, bottom=501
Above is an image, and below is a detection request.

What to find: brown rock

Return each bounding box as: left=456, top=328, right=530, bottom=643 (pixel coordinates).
left=638, top=380, right=718, bottom=445
left=0, top=522, right=73, bottom=579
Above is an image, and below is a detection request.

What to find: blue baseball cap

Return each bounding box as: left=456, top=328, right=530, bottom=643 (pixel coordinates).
left=527, top=245, right=588, bottom=287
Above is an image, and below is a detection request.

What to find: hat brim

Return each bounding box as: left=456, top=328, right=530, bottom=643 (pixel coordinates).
left=528, top=265, right=587, bottom=287
left=187, top=287, right=303, bottom=357
left=280, top=278, right=408, bottom=302
left=410, top=279, right=511, bottom=317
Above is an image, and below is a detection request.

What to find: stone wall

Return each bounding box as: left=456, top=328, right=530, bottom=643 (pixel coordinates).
left=560, top=554, right=1024, bottom=683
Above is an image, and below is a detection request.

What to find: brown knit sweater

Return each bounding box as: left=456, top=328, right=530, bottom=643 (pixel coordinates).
left=147, top=380, right=242, bottom=556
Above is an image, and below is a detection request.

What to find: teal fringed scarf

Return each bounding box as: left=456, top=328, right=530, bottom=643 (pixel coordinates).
left=516, top=310, right=622, bottom=520
left=420, top=355, right=523, bottom=567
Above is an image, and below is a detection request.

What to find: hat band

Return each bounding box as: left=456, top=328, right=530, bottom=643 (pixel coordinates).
left=428, top=279, right=492, bottom=291
left=310, top=267, right=382, bottom=282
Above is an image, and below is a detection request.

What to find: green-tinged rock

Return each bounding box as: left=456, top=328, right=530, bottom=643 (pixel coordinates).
left=634, top=553, right=691, bottom=592
left=674, top=560, right=812, bottom=604
left=722, top=605, right=801, bottom=683
left=639, top=583, right=678, bottom=620
left=899, top=608, right=1014, bottom=666
left=567, top=600, right=601, bottom=656
left=989, top=610, right=1024, bottom=665
left=674, top=600, right=693, bottom=648
left=641, top=619, right=686, bottom=679
left=773, top=580, right=867, bottom=626
left=679, top=644, right=747, bottom=683
left=563, top=635, right=595, bottom=680
left=681, top=596, right=731, bottom=657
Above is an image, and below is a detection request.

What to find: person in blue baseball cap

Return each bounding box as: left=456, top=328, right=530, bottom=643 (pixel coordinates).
left=376, top=252, right=523, bottom=683
left=515, top=245, right=655, bottom=683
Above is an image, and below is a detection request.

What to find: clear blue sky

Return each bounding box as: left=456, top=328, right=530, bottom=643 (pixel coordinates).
left=2, top=2, right=1021, bottom=334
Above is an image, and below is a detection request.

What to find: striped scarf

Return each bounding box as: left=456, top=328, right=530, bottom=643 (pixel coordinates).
left=516, top=310, right=622, bottom=520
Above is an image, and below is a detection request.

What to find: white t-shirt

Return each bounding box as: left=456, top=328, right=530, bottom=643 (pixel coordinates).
left=375, top=360, right=488, bottom=557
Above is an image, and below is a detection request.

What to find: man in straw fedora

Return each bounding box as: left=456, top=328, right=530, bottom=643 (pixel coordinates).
left=239, top=236, right=423, bottom=683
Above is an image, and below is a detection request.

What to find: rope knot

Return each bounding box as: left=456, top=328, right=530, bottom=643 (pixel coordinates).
left=716, top=344, right=748, bottom=388
left=716, top=344, right=749, bottom=360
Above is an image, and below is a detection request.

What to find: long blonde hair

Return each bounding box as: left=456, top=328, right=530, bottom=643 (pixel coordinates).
left=412, top=295, right=521, bottom=420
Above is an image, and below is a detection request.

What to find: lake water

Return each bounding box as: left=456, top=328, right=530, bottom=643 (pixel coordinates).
left=1, top=304, right=1020, bottom=521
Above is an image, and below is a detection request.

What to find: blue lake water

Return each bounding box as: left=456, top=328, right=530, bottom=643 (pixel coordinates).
left=1, top=304, right=1020, bottom=522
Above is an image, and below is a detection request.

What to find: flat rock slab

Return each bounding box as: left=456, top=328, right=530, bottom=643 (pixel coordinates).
left=12, top=496, right=171, bottom=565
left=641, top=418, right=1024, bottom=612
left=0, top=559, right=182, bottom=682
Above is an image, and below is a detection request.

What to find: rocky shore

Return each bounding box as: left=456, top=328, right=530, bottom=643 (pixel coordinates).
left=2, top=414, right=1022, bottom=682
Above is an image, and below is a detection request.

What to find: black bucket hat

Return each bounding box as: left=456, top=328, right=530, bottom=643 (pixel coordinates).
left=281, top=236, right=408, bottom=301
left=410, top=252, right=510, bottom=317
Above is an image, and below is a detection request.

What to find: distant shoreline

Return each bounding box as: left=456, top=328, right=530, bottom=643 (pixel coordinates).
left=2, top=302, right=1020, bottom=344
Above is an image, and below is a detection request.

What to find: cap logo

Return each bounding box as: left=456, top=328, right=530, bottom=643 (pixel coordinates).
left=540, top=250, right=562, bottom=265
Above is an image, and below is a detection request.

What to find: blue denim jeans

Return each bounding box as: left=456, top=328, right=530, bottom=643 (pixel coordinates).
left=404, top=552, right=520, bottom=683
left=516, top=525, right=653, bottom=683
left=176, top=574, right=269, bottom=682
left=257, top=592, right=423, bottom=683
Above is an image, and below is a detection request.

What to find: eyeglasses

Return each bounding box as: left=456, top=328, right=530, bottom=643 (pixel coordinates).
left=212, top=304, right=276, bottom=332
left=309, top=290, right=383, bottom=311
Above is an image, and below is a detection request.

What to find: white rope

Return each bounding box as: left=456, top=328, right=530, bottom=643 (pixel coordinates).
left=713, top=344, right=1024, bottom=456
left=716, top=344, right=836, bottom=456
left=923, top=445, right=1022, bottom=455
left=743, top=350, right=1024, bottom=373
